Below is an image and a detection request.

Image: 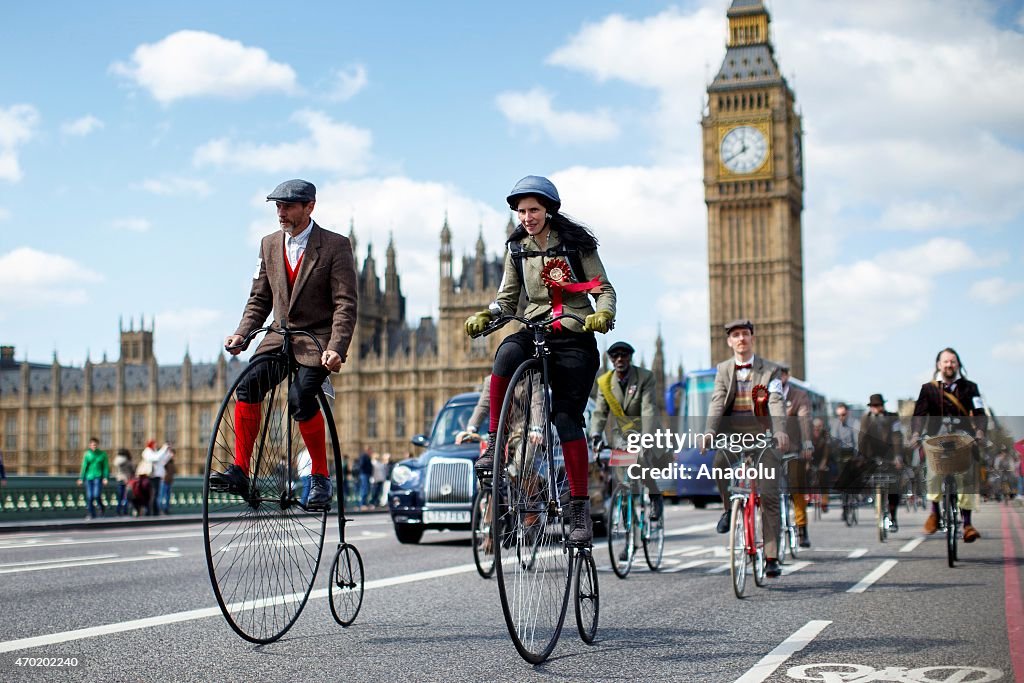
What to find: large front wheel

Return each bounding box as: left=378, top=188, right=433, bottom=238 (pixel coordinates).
left=203, top=356, right=329, bottom=644
left=493, top=360, right=571, bottom=664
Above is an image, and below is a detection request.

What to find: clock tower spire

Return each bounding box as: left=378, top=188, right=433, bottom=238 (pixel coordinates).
left=703, top=0, right=807, bottom=379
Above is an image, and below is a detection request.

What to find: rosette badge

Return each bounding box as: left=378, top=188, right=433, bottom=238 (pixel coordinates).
left=540, top=258, right=574, bottom=288
left=539, top=258, right=602, bottom=331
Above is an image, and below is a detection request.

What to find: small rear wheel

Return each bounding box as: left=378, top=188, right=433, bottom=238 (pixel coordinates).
left=328, top=543, right=364, bottom=627
left=574, top=549, right=599, bottom=644
left=472, top=488, right=495, bottom=579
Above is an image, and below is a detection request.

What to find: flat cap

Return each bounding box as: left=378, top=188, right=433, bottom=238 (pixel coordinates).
left=724, top=318, right=754, bottom=335
left=267, top=179, right=316, bottom=203
left=607, top=341, right=635, bottom=356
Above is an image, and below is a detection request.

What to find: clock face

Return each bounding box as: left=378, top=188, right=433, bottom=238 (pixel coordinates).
left=720, top=125, right=768, bottom=174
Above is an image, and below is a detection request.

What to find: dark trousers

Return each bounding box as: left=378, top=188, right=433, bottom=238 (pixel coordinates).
left=492, top=329, right=598, bottom=443
left=235, top=355, right=328, bottom=422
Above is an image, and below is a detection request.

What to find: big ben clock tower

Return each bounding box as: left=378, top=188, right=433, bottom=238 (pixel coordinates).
left=703, top=0, right=806, bottom=378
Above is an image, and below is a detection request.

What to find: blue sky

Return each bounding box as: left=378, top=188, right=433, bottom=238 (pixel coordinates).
left=1, top=0, right=1023, bottom=418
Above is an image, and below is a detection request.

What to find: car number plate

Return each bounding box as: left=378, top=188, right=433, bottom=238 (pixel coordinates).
left=423, top=510, right=470, bottom=524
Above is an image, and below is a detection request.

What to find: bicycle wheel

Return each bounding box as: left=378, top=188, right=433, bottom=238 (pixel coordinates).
left=493, top=361, right=571, bottom=664
left=574, top=549, right=599, bottom=644
left=472, top=488, right=495, bottom=579
left=642, top=492, right=665, bottom=571
left=729, top=498, right=749, bottom=598
left=944, top=480, right=957, bottom=568
left=607, top=486, right=634, bottom=578
left=876, top=487, right=887, bottom=543
left=203, top=356, right=328, bottom=644
left=752, top=495, right=766, bottom=587
left=777, top=496, right=788, bottom=565
left=328, top=543, right=364, bottom=626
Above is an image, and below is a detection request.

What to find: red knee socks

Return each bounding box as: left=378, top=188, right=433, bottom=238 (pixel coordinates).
left=562, top=438, right=589, bottom=498
left=298, top=411, right=329, bottom=477
left=234, top=401, right=263, bottom=474
left=488, top=375, right=511, bottom=433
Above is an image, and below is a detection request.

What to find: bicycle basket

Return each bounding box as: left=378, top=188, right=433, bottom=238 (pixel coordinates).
left=922, top=434, right=973, bottom=475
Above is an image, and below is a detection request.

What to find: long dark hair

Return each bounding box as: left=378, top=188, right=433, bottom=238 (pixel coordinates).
left=935, top=347, right=966, bottom=376
left=506, top=198, right=598, bottom=253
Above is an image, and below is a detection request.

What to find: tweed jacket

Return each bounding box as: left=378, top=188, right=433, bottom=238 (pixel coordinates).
left=782, top=383, right=812, bottom=452
left=234, top=222, right=358, bottom=368
left=494, top=229, right=616, bottom=334
left=705, top=355, right=785, bottom=436
left=591, top=365, right=657, bottom=449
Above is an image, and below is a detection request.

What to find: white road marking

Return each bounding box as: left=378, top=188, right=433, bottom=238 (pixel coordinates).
left=899, top=537, right=925, bottom=553
left=847, top=548, right=868, bottom=559
left=781, top=561, right=811, bottom=575
left=0, top=550, right=182, bottom=575
left=0, top=561, right=479, bottom=653
left=665, top=522, right=718, bottom=537
left=733, top=620, right=832, bottom=683
left=847, top=559, right=899, bottom=593
left=664, top=559, right=718, bottom=573
left=706, top=563, right=731, bottom=574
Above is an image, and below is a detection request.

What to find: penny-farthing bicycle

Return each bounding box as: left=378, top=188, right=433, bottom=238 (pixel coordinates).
left=473, top=312, right=600, bottom=664
left=203, top=324, right=364, bottom=644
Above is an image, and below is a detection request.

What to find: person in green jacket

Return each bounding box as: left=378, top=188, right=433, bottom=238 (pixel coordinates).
left=77, top=438, right=109, bottom=519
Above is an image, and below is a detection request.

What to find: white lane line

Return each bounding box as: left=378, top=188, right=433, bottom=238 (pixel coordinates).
left=899, top=537, right=925, bottom=553
left=847, top=548, right=868, bottom=559
left=706, top=563, right=730, bottom=574
left=0, top=561, right=479, bottom=653
left=733, top=620, right=832, bottom=683
left=0, top=554, right=117, bottom=568
left=663, top=559, right=717, bottom=573
left=663, top=545, right=702, bottom=557
left=0, top=550, right=182, bottom=575
left=781, top=561, right=811, bottom=575
left=847, top=559, right=898, bottom=593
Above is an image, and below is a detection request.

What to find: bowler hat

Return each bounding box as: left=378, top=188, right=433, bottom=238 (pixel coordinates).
left=607, top=341, right=635, bottom=356
left=777, top=360, right=791, bottom=372
left=868, top=394, right=885, bottom=406
left=724, top=318, right=754, bottom=335
left=267, top=179, right=316, bottom=203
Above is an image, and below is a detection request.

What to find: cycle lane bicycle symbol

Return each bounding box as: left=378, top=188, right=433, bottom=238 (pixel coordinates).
left=785, top=663, right=1003, bottom=683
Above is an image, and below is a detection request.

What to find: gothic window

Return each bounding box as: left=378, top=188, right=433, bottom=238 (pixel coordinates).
left=68, top=411, right=80, bottom=450
left=100, top=412, right=112, bottom=450
left=131, top=409, right=144, bottom=449
left=423, top=397, right=435, bottom=435
left=3, top=413, right=14, bottom=450
left=367, top=399, right=378, bottom=439
left=35, top=412, right=48, bottom=450
left=198, top=408, right=212, bottom=447
left=394, top=398, right=406, bottom=438
left=165, top=409, right=177, bottom=445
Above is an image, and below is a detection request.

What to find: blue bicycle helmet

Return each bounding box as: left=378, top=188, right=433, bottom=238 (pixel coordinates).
left=506, top=175, right=561, bottom=212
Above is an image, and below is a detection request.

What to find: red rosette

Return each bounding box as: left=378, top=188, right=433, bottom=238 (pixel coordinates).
left=540, top=257, right=574, bottom=288
left=752, top=384, right=771, bottom=429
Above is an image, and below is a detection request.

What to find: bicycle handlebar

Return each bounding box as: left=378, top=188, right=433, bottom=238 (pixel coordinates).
left=225, top=319, right=326, bottom=356
left=470, top=311, right=599, bottom=339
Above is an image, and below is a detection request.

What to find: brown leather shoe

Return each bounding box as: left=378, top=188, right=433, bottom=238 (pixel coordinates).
left=963, top=524, right=980, bottom=543
left=923, top=512, right=939, bottom=534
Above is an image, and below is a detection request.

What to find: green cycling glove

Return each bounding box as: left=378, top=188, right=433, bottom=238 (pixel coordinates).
left=584, top=310, right=613, bottom=334
left=464, top=310, right=492, bottom=336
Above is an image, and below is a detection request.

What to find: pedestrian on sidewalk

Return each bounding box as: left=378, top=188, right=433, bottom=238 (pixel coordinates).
left=141, top=440, right=172, bottom=516
left=113, top=449, right=134, bottom=516
left=77, top=437, right=109, bottom=520
left=159, top=448, right=176, bottom=514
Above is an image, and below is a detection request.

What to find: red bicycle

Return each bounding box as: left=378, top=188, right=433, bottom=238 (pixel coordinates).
left=728, top=446, right=772, bottom=598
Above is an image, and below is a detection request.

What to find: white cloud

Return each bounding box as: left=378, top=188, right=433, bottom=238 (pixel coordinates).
left=60, top=115, right=104, bottom=137
left=327, top=64, right=368, bottom=102
left=194, top=110, right=372, bottom=174
left=112, top=217, right=152, bottom=232
left=110, top=30, right=298, bottom=104
left=993, top=324, right=1024, bottom=364
left=0, top=104, right=40, bottom=182
left=807, top=238, right=989, bottom=366
left=496, top=88, right=619, bottom=144
left=0, top=247, right=103, bottom=305
left=139, top=176, right=212, bottom=197
left=969, top=277, right=1024, bottom=306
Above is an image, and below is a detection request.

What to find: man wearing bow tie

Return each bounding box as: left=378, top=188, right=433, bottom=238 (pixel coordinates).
left=702, top=319, right=789, bottom=578
left=211, top=179, right=358, bottom=510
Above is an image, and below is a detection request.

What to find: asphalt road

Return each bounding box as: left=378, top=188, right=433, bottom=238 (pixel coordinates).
left=0, top=500, right=1020, bottom=683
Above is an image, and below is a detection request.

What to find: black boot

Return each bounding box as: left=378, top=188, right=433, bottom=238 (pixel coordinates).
left=474, top=432, right=497, bottom=481
left=567, top=498, right=593, bottom=546
left=798, top=524, right=810, bottom=548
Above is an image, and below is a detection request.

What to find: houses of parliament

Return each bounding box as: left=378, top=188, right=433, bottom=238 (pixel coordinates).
left=0, top=216, right=668, bottom=476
